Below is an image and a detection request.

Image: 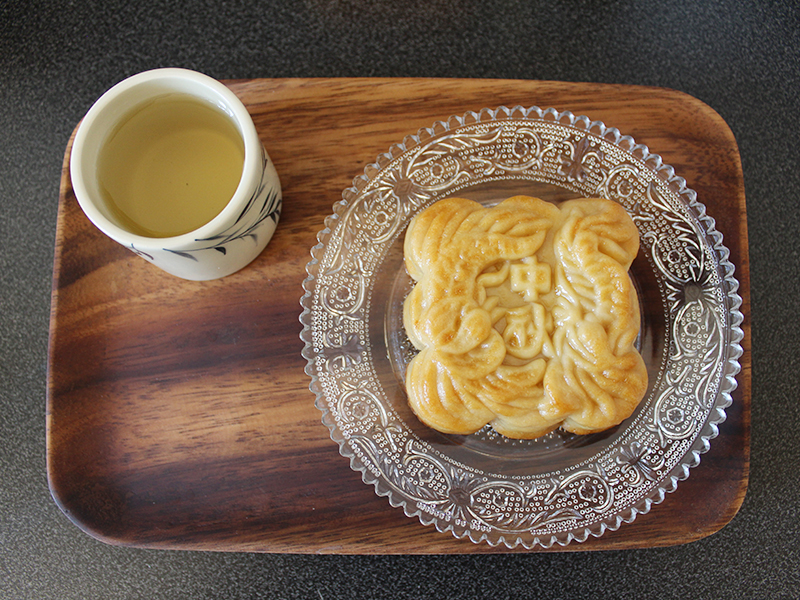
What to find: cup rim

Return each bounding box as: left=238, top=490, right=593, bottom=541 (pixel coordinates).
left=70, top=67, right=262, bottom=250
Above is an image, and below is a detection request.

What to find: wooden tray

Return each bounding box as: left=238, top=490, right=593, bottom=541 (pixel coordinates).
left=47, top=78, right=751, bottom=553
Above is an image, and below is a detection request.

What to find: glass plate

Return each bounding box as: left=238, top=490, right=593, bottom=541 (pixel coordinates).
left=300, top=106, right=743, bottom=549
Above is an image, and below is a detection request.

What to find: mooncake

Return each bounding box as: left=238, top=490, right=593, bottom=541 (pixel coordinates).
left=403, top=195, right=647, bottom=439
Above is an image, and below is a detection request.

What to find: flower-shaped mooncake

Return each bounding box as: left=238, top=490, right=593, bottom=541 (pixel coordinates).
left=403, top=195, right=647, bottom=439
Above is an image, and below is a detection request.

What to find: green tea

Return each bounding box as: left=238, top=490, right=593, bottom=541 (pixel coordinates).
left=98, top=94, right=245, bottom=238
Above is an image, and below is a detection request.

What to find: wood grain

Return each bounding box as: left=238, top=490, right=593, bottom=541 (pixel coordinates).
left=47, top=78, right=750, bottom=553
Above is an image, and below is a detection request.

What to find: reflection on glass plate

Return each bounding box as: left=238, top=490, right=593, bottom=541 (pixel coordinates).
left=300, top=106, right=743, bottom=549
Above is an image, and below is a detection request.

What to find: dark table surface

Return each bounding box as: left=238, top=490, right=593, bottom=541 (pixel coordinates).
left=2, top=1, right=797, bottom=598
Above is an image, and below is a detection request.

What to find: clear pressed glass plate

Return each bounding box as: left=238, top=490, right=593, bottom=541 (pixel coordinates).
left=300, top=106, right=743, bottom=549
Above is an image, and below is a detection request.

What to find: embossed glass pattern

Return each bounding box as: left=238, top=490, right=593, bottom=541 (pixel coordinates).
left=300, top=107, right=743, bottom=548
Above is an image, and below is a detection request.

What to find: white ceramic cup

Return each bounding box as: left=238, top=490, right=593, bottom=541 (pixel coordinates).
left=70, top=68, right=282, bottom=281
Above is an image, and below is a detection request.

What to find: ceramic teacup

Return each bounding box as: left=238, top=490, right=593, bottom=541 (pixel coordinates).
left=70, top=68, right=282, bottom=281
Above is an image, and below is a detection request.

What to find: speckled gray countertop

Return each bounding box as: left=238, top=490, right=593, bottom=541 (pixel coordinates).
left=1, top=1, right=798, bottom=598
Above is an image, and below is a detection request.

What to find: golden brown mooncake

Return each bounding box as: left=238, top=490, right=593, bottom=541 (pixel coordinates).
left=402, top=195, right=647, bottom=439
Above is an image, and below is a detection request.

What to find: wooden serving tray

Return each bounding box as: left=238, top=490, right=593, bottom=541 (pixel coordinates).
left=47, top=78, right=750, bottom=553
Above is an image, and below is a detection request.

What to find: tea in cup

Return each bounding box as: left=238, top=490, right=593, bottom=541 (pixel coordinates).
left=70, top=68, right=282, bottom=280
